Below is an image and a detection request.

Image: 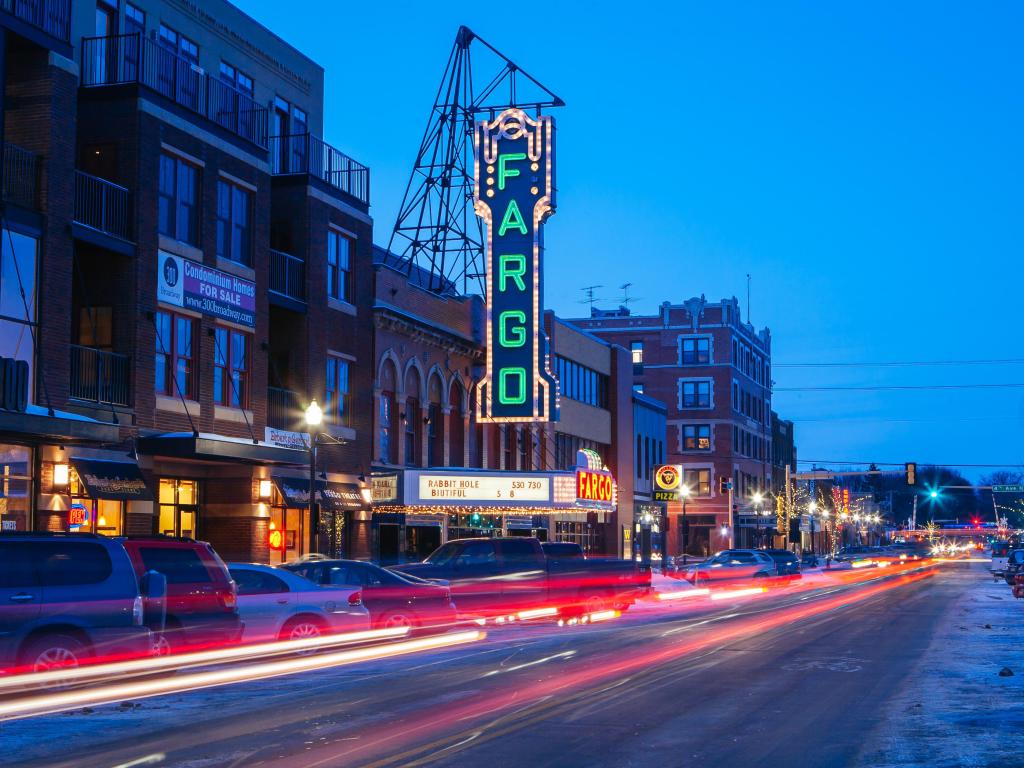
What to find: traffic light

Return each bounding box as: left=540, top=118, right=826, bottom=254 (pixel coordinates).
left=719, top=477, right=733, bottom=494
left=905, top=462, right=917, bottom=486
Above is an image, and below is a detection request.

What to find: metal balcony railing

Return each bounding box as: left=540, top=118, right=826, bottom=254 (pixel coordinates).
left=269, top=133, right=370, bottom=205
left=267, top=386, right=303, bottom=430
left=74, top=170, right=132, bottom=241
left=80, top=34, right=269, bottom=148
left=1, top=0, right=70, bottom=42
left=70, top=345, right=130, bottom=407
left=2, top=143, right=39, bottom=210
left=269, top=250, right=306, bottom=302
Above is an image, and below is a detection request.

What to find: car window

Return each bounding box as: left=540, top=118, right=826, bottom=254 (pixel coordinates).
left=728, top=553, right=755, bottom=563
left=35, top=542, right=113, bottom=586
left=287, top=565, right=319, bottom=582
left=1010, top=551, right=1024, bottom=565
left=500, top=539, right=537, bottom=563
left=456, top=542, right=497, bottom=566
left=138, top=546, right=212, bottom=584
left=0, top=543, right=39, bottom=588
left=232, top=568, right=289, bottom=595
left=325, top=566, right=356, bottom=586
left=424, top=542, right=459, bottom=565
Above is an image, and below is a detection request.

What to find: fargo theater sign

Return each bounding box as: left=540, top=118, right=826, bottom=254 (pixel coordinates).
left=474, top=108, right=558, bottom=422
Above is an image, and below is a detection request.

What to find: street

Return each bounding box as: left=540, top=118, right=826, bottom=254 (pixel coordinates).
left=4, top=560, right=1019, bottom=768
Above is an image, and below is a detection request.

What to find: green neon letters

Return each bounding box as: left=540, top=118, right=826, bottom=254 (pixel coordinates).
left=498, top=199, right=528, bottom=236
left=498, top=367, right=527, bottom=405
left=498, top=254, right=527, bottom=292
left=499, top=310, right=527, bottom=348
left=497, top=152, right=526, bottom=190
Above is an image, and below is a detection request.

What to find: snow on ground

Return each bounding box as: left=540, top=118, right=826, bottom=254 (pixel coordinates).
left=858, top=563, right=1024, bottom=768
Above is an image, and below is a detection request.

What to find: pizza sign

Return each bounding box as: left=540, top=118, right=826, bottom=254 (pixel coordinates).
left=653, top=465, right=683, bottom=502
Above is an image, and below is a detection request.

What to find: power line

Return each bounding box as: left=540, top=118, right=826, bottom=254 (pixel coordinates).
left=796, top=460, right=1024, bottom=469
left=790, top=415, right=1023, bottom=424
left=775, top=383, right=1024, bottom=392
left=774, top=358, right=1024, bottom=368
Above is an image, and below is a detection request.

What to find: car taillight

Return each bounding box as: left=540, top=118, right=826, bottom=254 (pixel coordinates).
left=219, top=586, right=237, bottom=610
left=348, top=590, right=362, bottom=607
left=132, top=596, right=144, bottom=626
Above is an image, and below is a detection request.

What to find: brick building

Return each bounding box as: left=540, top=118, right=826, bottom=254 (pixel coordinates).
left=572, top=296, right=774, bottom=555
left=0, top=0, right=374, bottom=562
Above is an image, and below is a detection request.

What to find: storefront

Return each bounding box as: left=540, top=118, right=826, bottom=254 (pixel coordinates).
left=267, top=474, right=369, bottom=563
left=370, top=465, right=616, bottom=564
left=0, top=443, right=32, bottom=532
left=65, top=457, right=152, bottom=535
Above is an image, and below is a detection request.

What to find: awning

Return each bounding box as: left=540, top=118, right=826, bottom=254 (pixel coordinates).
left=0, top=405, right=120, bottom=444
left=272, top=476, right=365, bottom=511
left=137, top=432, right=307, bottom=465
left=70, top=458, right=153, bottom=501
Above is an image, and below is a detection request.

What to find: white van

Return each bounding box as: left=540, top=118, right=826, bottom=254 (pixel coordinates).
left=991, top=541, right=1010, bottom=581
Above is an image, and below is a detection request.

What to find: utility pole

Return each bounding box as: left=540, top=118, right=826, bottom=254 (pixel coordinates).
left=911, top=494, right=917, bottom=532
left=728, top=484, right=735, bottom=549
left=785, top=463, right=794, bottom=553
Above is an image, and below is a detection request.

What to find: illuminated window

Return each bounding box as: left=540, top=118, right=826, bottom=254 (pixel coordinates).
left=327, top=228, right=352, bottom=302
left=684, top=469, right=711, bottom=497
left=213, top=328, right=250, bottom=408
left=682, top=425, right=711, bottom=451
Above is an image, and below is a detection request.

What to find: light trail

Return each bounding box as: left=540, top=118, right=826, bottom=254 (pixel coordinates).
left=0, top=626, right=410, bottom=693
left=658, top=588, right=711, bottom=601
left=709, top=586, right=768, bottom=600
left=0, top=630, right=485, bottom=723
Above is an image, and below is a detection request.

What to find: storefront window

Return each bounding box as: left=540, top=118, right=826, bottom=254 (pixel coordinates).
left=0, top=445, right=32, bottom=531
left=268, top=485, right=306, bottom=565
left=0, top=229, right=38, bottom=401
left=158, top=478, right=198, bottom=537
left=67, top=468, right=124, bottom=535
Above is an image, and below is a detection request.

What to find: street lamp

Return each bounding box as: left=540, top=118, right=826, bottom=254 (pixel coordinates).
left=680, top=485, right=692, bottom=565
left=751, top=492, right=765, bottom=548
left=306, top=400, right=323, bottom=555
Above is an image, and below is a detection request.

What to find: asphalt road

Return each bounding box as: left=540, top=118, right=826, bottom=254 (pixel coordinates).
left=3, top=562, right=984, bottom=768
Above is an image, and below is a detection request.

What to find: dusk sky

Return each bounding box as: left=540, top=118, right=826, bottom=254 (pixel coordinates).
left=239, top=1, right=1022, bottom=478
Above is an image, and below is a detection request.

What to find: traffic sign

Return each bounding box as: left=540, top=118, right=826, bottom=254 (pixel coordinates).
left=992, top=485, right=1024, bottom=494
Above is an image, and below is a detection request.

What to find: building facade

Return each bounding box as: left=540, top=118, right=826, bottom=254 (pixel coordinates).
left=0, top=0, right=374, bottom=563
left=573, top=297, right=773, bottom=555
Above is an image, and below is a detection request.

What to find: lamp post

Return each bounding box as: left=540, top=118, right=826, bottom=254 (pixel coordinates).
left=305, top=399, right=323, bottom=555
left=808, top=501, right=817, bottom=555
left=680, top=484, right=691, bottom=565
left=752, top=492, right=764, bottom=549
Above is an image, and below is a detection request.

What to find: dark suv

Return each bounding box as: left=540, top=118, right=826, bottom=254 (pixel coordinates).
left=119, top=536, right=242, bottom=653
left=763, top=549, right=801, bottom=576
left=0, top=533, right=153, bottom=673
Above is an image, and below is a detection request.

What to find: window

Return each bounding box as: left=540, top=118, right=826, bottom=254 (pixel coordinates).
left=232, top=568, right=289, bottom=595
left=0, top=229, right=38, bottom=401
left=684, top=468, right=711, bottom=496
left=327, top=229, right=352, bottom=302
left=681, top=337, right=710, bottom=364
left=216, top=179, right=252, bottom=265
left=682, top=424, right=711, bottom=451
left=35, top=542, right=113, bottom=586
left=680, top=380, right=711, bottom=408
left=213, top=328, right=250, bottom=408
left=138, top=547, right=210, bottom=584
left=632, top=384, right=644, bottom=394
left=553, top=356, right=609, bottom=408
left=631, top=341, right=643, bottom=364
left=219, top=62, right=253, bottom=96
left=158, top=153, right=199, bottom=245
left=125, top=3, right=145, bottom=35
left=325, top=357, right=351, bottom=426
left=456, top=541, right=497, bottom=566
left=155, top=311, right=195, bottom=399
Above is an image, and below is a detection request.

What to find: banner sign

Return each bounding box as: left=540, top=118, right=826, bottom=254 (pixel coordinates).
left=474, top=108, right=558, bottom=422
left=416, top=474, right=551, bottom=503
left=653, top=464, right=683, bottom=502
left=372, top=474, right=399, bottom=502
left=264, top=427, right=310, bottom=451
left=157, top=251, right=256, bottom=328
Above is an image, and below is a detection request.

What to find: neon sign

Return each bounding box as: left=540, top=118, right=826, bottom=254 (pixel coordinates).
left=474, top=108, right=558, bottom=422
left=576, top=469, right=614, bottom=505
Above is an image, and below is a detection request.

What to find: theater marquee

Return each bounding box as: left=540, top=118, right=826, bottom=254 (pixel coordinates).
left=473, top=108, right=559, bottom=422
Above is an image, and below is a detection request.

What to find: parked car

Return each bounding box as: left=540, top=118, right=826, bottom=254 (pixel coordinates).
left=227, top=564, right=368, bottom=643
left=393, top=538, right=651, bottom=617
left=0, top=533, right=154, bottom=673
left=763, top=549, right=801, bottom=576
left=541, top=542, right=586, bottom=559
left=1002, top=549, right=1024, bottom=587
left=991, top=541, right=1011, bottom=581
left=831, top=546, right=882, bottom=564
left=281, top=559, right=456, bottom=633
left=119, top=536, right=242, bottom=654
left=682, top=549, right=776, bottom=584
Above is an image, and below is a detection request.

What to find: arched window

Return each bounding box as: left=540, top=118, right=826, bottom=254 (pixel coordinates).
left=379, top=359, right=398, bottom=464
left=448, top=379, right=465, bottom=468
left=404, top=366, right=422, bottom=466
left=427, top=373, right=444, bottom=467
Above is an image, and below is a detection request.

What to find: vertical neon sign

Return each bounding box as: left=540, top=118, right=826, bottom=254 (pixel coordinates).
left=474, top=108, right=558, bottom=422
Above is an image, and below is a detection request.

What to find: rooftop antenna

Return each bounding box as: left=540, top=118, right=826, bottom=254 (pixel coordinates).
left=619, top=282, right=638, bottom=308
left=579, top=285, right=603, bottom=311
left=746, top=273, right=752, bottom=324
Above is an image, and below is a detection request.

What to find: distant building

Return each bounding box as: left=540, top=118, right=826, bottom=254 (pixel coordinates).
left=572, top=296, right=773, bottom=555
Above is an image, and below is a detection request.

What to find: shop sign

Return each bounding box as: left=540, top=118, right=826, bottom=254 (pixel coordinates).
left=417, top=474, right=550, bottom=503
left=157, top=251, right=256, bottom=328
left=653, top=464, right=683, bottom=502
left=72, top=459, right=152, bottom=501
left=1, top=520, right=16, bottom=531
left=576, top=468, right=614, bottom=505
left=405, top=515, right=444, bottom=527
left=0, top=357, right=28, bottom=412
left=264, top=427, right=310, bottom=450
left=68, top=502, right=89, bottom=527
left=474, top=108, right=558, bottom=423
left=372, top=474, right=398, bottom=502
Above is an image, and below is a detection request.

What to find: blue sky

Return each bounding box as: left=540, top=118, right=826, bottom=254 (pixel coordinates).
left=238, top=1, right=1023, bottom=478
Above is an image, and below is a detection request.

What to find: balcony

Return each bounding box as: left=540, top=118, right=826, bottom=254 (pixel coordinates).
left=267, top=386, right=303, bottom=431
left=0, top=0, right=71, bottom=45
left=74, top=170, right=133, bottom=245
left=269, top=133, right=369, bottom=206
left=80, top=34, right=269, bottom=149
left=70, top=345, right=130, bottom=407
left=269, top=249, right=306, bottom=311
left=2, top=142, right=39, bottom=210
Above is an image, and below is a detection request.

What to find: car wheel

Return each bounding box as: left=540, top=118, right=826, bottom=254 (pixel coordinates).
left=379, top=612, right=416, bottom=633
left=152, top=619, right=183, bottom=657
left=583, top=594, right=608, bottom=615
left=280, top=615, right=326, bottom=645
left=22, top=634, right=88, bottom=680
